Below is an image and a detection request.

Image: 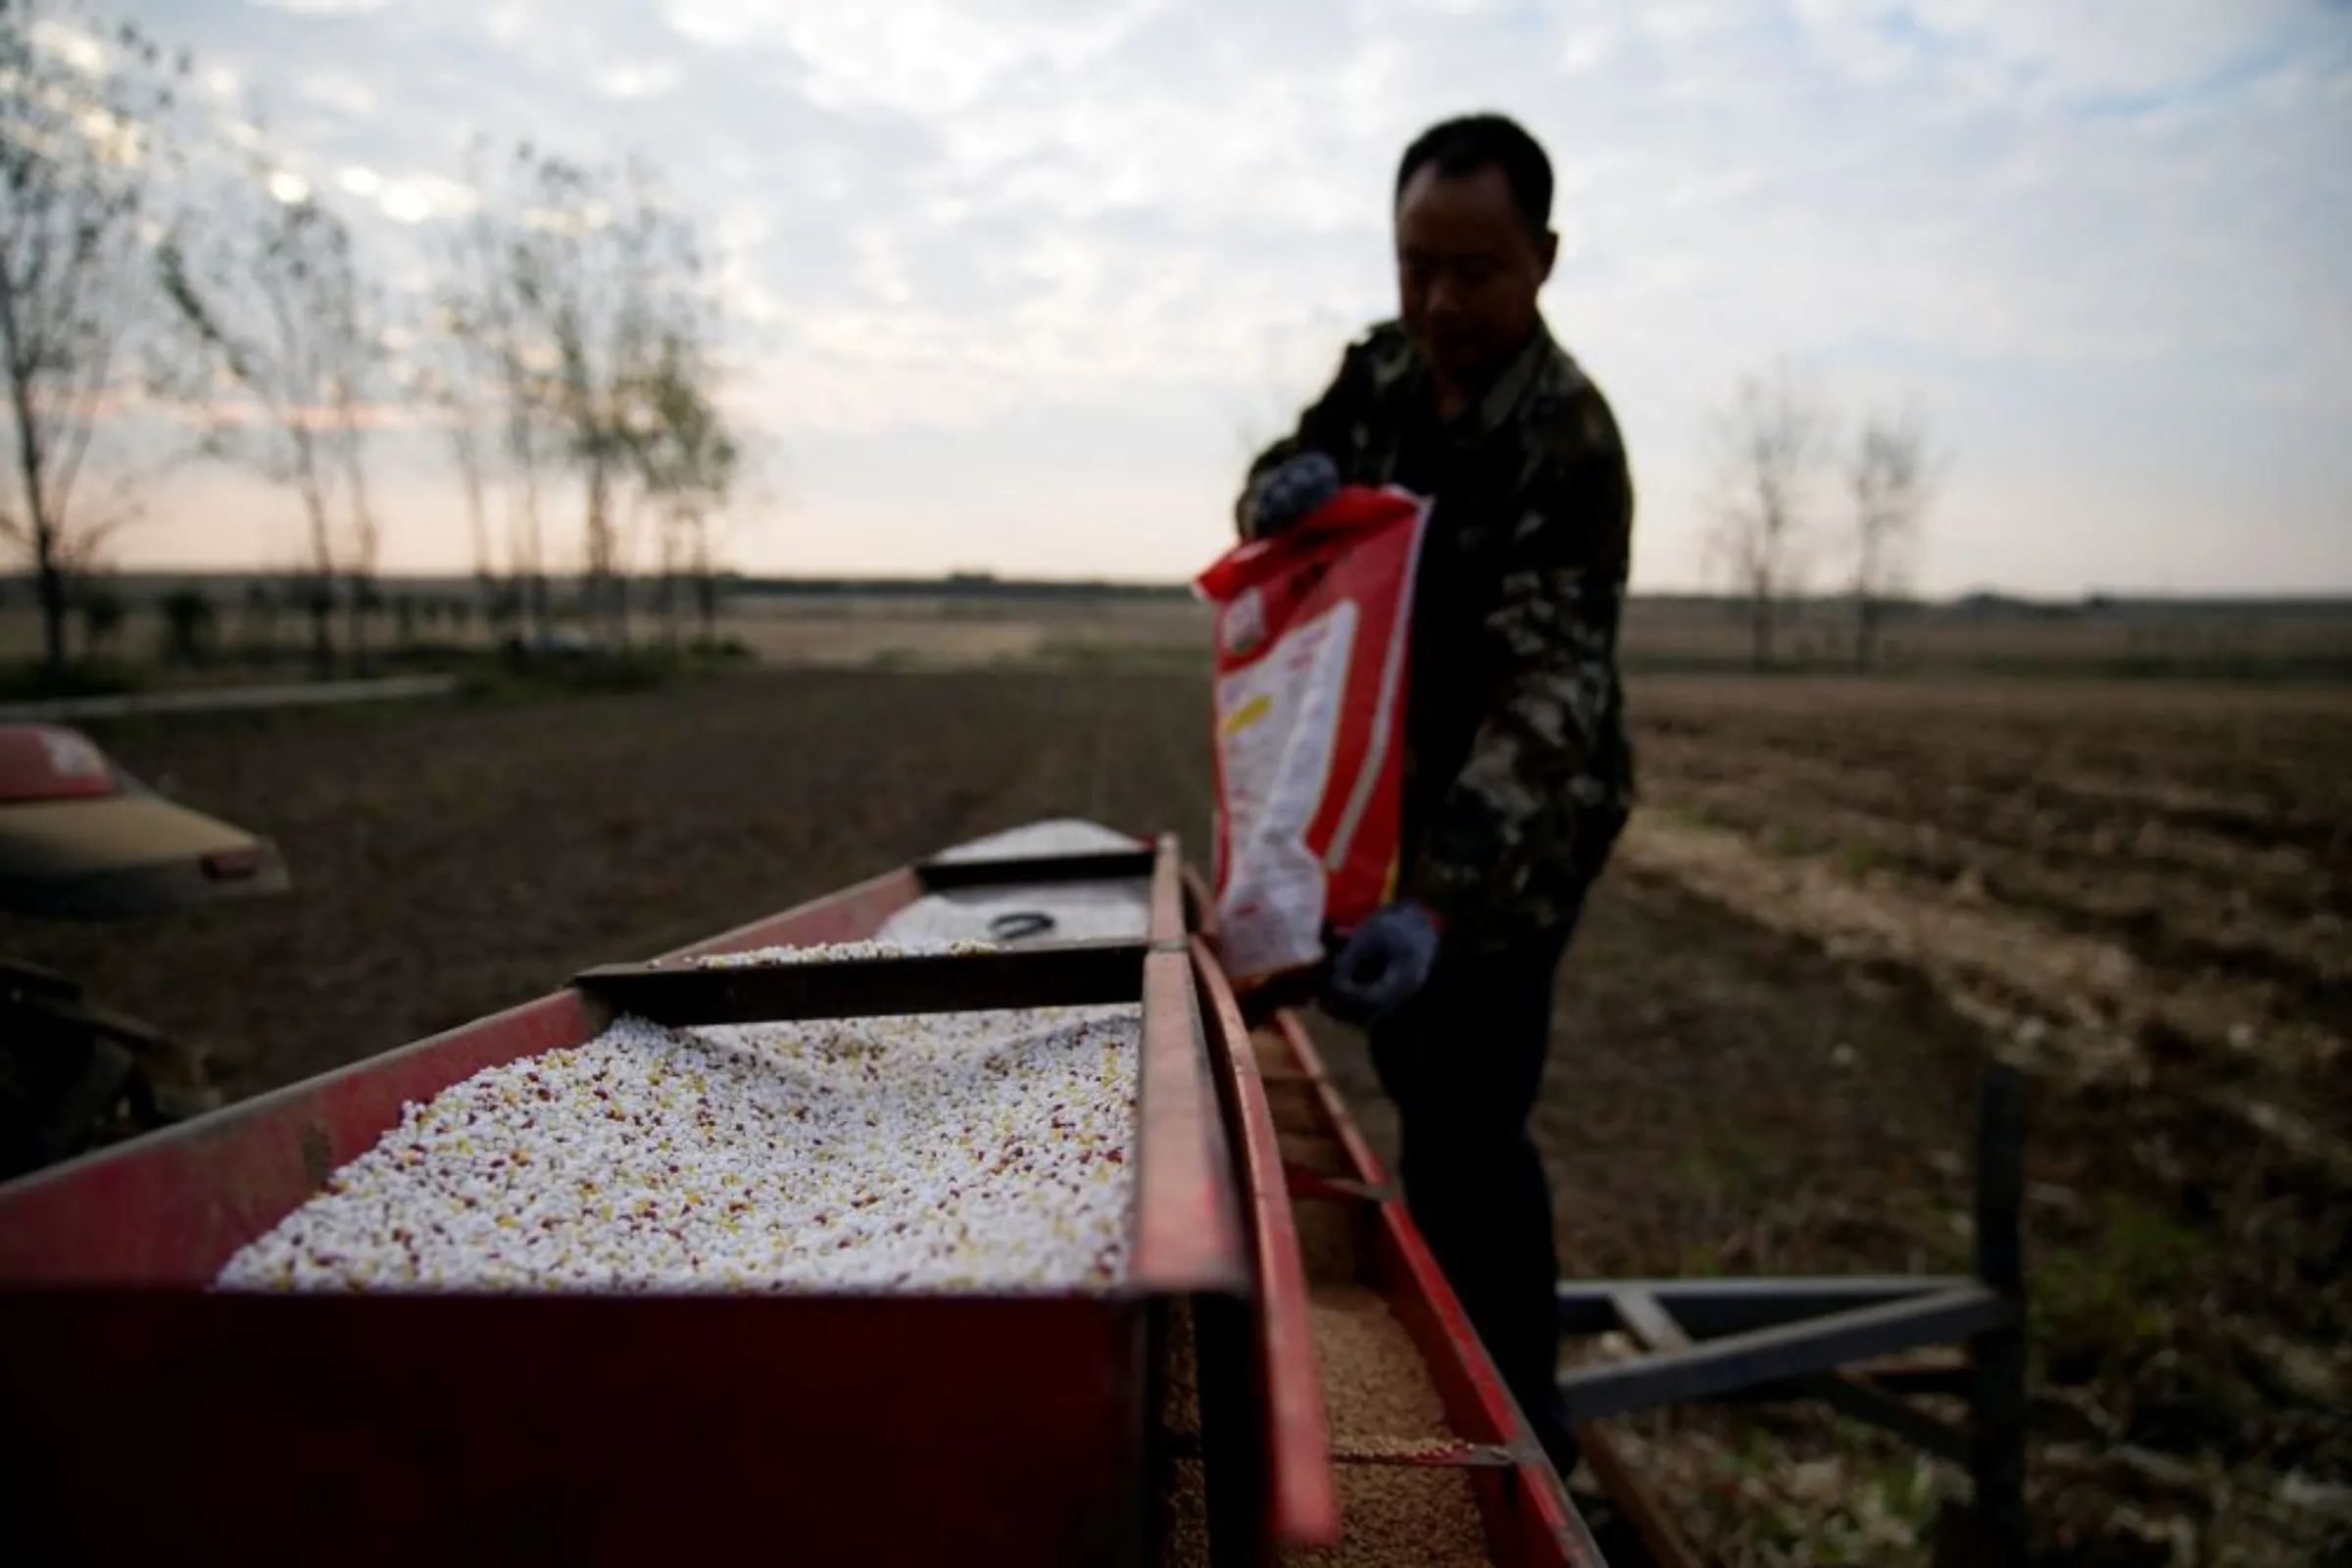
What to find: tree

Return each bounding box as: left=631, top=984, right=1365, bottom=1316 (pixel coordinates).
left=345, top=570, right=383, bottom=669
left=287, top=571, right=330, bottom=660
left=156, top=581, right=214, bottom=665
left=74, top=573, right=121, bottom=657
left=500, top=150, right=712, bottom=651
left=482, top=576, right=523, bottom=642
left=690, top=531, right=724, bottom=646
left=630, top=324, right=737, bottom=653
left=1708, top=363, right=1828, bottom=671
left=159, top=182, right=388, bottom=678
left=334, top=306, right=386, bottom=672
left=437, top=143, right=733, bottom=656
left=411, top=344, right=502, bottom=632
left=236, top=576, right=276, bottom=659
left=1848, top=404, right=1939, bottom=672
left=440, top=140, right=553, bottom=640
left=0, top=0, right=184, bottom=679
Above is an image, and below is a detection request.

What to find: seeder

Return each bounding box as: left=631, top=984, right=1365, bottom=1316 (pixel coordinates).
left=0, top=821, right=1610, bottom=1566
left=0, top=803, right=2029, bottom=1565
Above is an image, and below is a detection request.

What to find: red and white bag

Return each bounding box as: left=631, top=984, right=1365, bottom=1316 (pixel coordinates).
left=1194, top=485, right=1431, bottom=988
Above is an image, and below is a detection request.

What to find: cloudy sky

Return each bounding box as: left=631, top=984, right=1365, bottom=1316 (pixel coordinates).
left=87, top=1, right=2352, bottom=592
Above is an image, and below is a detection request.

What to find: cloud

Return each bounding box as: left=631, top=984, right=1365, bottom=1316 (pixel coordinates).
left=251, top=0, right=391, bottom=14
left=30, top=19, right=108, bottom=75
left=298, top=72, right=376, bottom=116
left=92, top=0, right=2352, bottom=591
left=591, top=62, right=679, bottom=99
left=356, top=172, right=479, bottom=224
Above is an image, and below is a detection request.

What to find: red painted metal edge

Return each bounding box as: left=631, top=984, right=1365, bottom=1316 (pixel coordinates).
left=1128, top=951, right=1250, bottom=1296
left=1180, top=862, right=1219, bottom=948
left=1268, top=1011, right=1606, bottom=1568
left=1149, top=834, right=1188, bottom=945
left=1190, top=935, right=1343, bottom=1549
left=1126, top=836, right=1250, bottom=1293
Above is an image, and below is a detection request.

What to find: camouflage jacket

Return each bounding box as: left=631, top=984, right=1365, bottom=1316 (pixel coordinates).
left=1237, top=317, right=1636, bottom=951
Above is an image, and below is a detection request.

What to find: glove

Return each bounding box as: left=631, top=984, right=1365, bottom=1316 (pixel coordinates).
left=1320, top=902, right=1441, bottom=1028
left=1243, top=452, right=1340, bottom=537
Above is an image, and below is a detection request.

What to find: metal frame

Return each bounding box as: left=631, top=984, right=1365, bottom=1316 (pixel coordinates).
left=574, top=939, right=1163, bottom=1026
left=915, top=847, right=1158, bottom=893
left=0, top=822, right=2034, bottom=1565
left=1552, top=1064, right=2031, bottom=1567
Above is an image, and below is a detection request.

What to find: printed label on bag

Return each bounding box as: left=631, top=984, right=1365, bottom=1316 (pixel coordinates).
left=1211, top=601, right=1354, bottom=978
left=1195, top=485, right=1430, bottom=987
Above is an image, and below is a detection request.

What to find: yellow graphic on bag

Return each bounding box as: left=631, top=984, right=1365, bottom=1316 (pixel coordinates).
left=1219, top=693, right=1272, bottom=739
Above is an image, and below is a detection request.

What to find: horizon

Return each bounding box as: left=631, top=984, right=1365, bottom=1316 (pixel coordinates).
left=23, top=564, right=2352, bottom=610
left=20, top=2, right=2352, bottom=598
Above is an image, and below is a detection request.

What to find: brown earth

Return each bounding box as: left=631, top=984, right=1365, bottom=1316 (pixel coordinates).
left=5, top=668, right=2346, bottom=1565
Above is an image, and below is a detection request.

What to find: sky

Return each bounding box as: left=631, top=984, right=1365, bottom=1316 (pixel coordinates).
left=59, top=1, right=2352, bottom=592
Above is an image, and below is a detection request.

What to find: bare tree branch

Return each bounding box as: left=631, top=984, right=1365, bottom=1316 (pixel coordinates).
left=460, top=145, right=725, bottom=652
left=1707, top=360, right=1829, bottom=671
left=1849, top=401, right=1943, bottom=671
left=157, top=169, right=388, bottom=676
left=440, top=138, right=559, bottom=637
left=0, top=0, right=182, bottom=677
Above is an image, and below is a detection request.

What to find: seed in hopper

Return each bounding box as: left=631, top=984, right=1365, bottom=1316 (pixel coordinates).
left=217, top=941, right=1140, bottom=1294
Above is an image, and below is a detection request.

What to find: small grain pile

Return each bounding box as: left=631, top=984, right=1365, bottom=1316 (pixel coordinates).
left=1279, top=1284, right=1495, bottom=1567
left=218, top=939, right=1139, bottom=1294
left=1251, top=1007, right=1497, bottom=1567
left=1283, top=1468, right=1491, bottom=1568
left=1307, top=1285, right=1454, bottom=1446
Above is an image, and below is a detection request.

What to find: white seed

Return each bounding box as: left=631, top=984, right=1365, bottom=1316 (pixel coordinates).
left=218, top=940, right=1139, bottom=1295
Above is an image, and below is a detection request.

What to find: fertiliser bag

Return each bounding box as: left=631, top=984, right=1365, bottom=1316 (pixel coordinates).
left=1194, top=484, right=1431, bottom=988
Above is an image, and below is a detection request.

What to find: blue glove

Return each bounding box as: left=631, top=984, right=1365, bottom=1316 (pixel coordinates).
left=1244, top=452, right=1340, bottom=537
left=1321, top=902, right=1441, bottom=1028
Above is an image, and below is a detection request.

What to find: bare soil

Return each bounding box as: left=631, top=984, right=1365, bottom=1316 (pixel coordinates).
left=6, top=668, right=2344, bottom=1564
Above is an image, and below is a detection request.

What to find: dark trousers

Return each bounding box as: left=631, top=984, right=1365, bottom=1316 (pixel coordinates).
left=1367, top=911, right=1583, bottom=1474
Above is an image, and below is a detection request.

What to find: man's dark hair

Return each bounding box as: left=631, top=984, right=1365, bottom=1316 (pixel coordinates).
left=1396, top=114, right=1553, bottom=240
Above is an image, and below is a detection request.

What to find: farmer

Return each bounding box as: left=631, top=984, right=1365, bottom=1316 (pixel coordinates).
left=1234, top=112, right=1635, bottom=1479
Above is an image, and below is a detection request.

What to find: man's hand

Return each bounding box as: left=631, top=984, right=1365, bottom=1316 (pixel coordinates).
left=1242, top=452, right=1340, bottom=537
left=1321, top=902, right=1442, bottom=1028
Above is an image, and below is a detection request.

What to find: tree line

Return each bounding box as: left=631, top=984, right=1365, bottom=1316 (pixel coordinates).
left=1, top=0, right=742, bottom=683
left=1707, top=362, right=1942, bottom=672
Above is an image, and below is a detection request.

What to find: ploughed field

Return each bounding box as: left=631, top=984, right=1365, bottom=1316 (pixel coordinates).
left=7, top=668, right=2345, bottom=1565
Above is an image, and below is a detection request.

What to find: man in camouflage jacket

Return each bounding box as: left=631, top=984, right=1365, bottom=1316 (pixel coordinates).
left=1234, top=113, right=1634, bottom=1478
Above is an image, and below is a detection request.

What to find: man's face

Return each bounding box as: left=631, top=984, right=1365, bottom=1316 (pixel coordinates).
left=1395, top=163, right=1557, bottom=389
